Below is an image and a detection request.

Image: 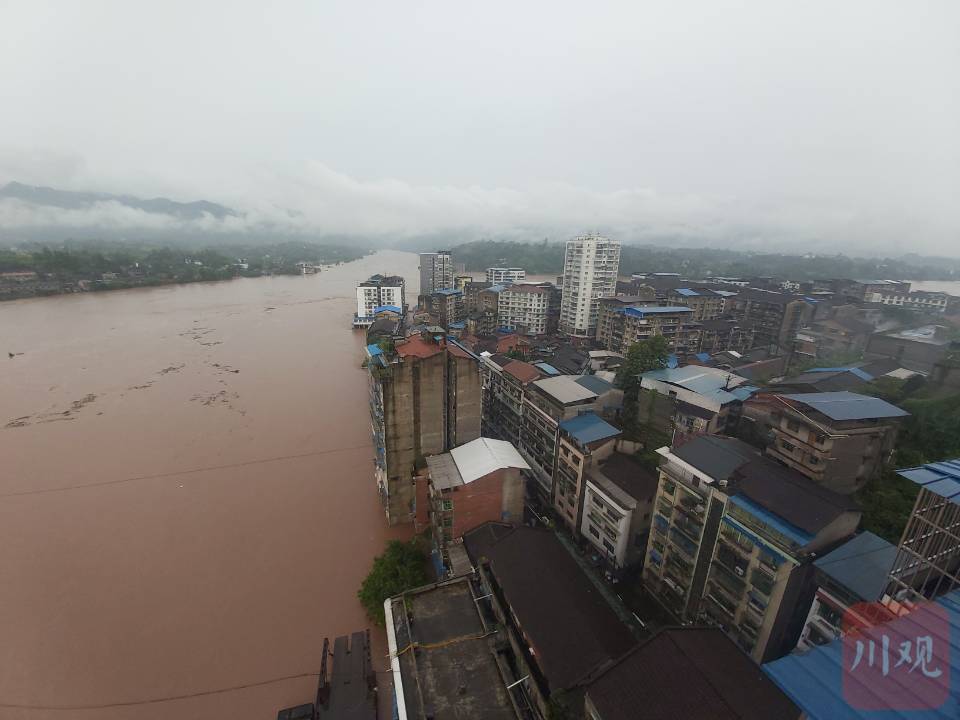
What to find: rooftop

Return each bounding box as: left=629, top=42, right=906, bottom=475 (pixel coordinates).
left=463, top=525, right=635, bottom=691
left=623, top=305, right=695, bottom=317
left=642, top=365, right=750, bottom=406
left=502, top=359, right=542, bottom=383
left=575, top=374, right=614, bottom=395
left=814, top=531, right=897, bottom=601
left=533, top=375, right=601, bottom=404
left=897, top=458, right=960, bottom=503
left=779, top=391, right=909, bottom=421
left=882, top=324, right=951, bottom=345
left=396, top=335, right=445, bottom=359
left=388, top=578, right=519, bottom=720
left=666, top=435, right=758, bottom=483
left=731, top=458, right=859, bottom=537
left=587, top=628, right=799, bottom=720
left=588, top=452, right=660, bottom=509
left=764, top=589, right=960, bottom=719
left=427, top=437, right=530, bottom=490
left=559, top=412, right=621, bottom=446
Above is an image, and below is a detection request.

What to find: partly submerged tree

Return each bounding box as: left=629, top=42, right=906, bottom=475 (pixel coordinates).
left=358, top=539, right=428, bottom=625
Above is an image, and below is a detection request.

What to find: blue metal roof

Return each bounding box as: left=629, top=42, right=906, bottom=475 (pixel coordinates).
left=623, top=305, right=694, bottom=318
left=781, top=392, right=909, bottom=421
left=729, top=384, right=760, bottom=401
left=372, top=304, right=401, bottom=314
left=643, top=366, right=749, bottom=406
left=365, top=343, right=383, bottom=356
left=666, top=354, right=679, bottom=369
left=814, top=532, right=897, bottom=601
left=897, top=459, right=960, bottom=503
left=807, top=366, right=875, bottom=381
left=764, top=589, right=960, bottom=719
left=534, top=362, right=560, bottom=375
left=695, top=352, right=712, bottom=362
left=559, top=412, right=621, bottom=445
left=728, top=495, right=813, bottom=548
left=434, top=288, right=462, bottom=296
left=674, top=287, right=700, bottom=296
left=448, top=321, right=465, bottom=329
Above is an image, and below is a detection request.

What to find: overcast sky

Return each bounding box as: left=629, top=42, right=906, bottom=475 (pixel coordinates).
left=1, top=0, right=958, bottom=254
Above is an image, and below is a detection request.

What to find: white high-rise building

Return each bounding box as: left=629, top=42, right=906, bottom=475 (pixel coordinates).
left=419, top=251, right=454, bottom=295
left=486, top=267, right=526, bottom=285
left=497, top=283, right=552, bottom=336
left=559, top=234, right=621, bottom=338
left=354, top=274, right=405, bottom=327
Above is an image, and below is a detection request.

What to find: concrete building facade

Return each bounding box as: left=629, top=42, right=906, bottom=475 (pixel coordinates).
left=365, top=334, right=482, bottom=525
left=354, top=274, right=405, bottom=327
left=559, top=234, right=621, bottom=339
left=486, top=267, right=526, bottom=285
left=552, top=413, right=621, bottom=532
left=419, top=250, right=454, bottom=295
left=497, top=283, right=553, bottom=336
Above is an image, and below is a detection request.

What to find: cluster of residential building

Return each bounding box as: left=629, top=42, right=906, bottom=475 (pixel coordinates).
left=346, top=239, right=960, bottom=720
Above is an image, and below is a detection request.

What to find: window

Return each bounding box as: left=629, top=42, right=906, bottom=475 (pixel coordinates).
left=441, top=516, right=453, bottom=528
left=441, top=499, right=453, bottom=511
left=786, top=420, right=802, bottom=432
left=589, top=525, right=600, bottom=539
left=780, top=439, right=796, bottom=453
left=603, top=539, right=616, bottom=553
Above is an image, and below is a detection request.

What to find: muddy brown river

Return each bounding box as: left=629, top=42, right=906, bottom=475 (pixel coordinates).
left=0, top=250, right=418, bottom=719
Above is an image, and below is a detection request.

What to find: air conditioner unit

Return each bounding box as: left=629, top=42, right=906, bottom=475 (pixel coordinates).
left=735, top=566, right=745, bottom=577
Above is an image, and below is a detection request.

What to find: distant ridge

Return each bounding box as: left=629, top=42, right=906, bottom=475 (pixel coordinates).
left=0, top=181, right=236, bottom=221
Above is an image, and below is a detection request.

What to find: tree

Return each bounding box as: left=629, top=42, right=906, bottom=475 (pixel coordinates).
left=358, top=539, right=428, bottom=625
left=616, top=336, right=670, bottom=436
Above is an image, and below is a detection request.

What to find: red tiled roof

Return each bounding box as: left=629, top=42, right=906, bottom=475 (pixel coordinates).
left=396, top=335, right=444, bottom=359
left=503, top=360, right=541, bottom=383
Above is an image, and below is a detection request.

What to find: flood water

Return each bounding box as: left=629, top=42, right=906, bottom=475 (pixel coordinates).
left=0, top=250, right=418, bottom=719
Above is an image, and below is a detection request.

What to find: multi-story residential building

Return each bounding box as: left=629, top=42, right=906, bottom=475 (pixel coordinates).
left=465, top=308, right=498, bottom=337
left=622, top=306, right=701, bottom=354
left=580, top=452, right=659, bottom=571
left=885, top=458, right=960, bottom=604
left=518, top=374, right=621, bottom=507
left=832, top=278, right=910, bottom=303
left=867, top=289, right=950, bottom=314
left=559, top=234, right=621, bottom=339
left=353, top=274, right=405, bottom=328
left=552, top=413, right=621, bottom=531
left=418, top=288, right=464, bottom=328
left=364, top=334, right=482, bottom=525
left=793, top=314, right=875, bottom=361
left=645, top=436, right=861, bottom=663
left=585, top=628, right=800, bottom=720
left=866, top=324, right=958, bottom=374
left=640, top=365, right=756, bottom=439
left=595, top=296, right=656, bottom=349
left=667, top=287, right=728, bottom=321
left=795, top=531, right=896, bottom=651
left=596, top=303, right=700, bottom=354
left=462, top=280, right=492, bottom=313
left=701, top=459, right=859, bottom=662
left=727, top=289, right=815, bottom=354
left=418, top=250, right=454, bottom=295
left=645, top=436, right=757, bottom=622
left=454, top=274, right=473, bottom=292
left=747, top=391, right=908, bottom=494
left=698, top=318, right=755, bottom=354
left=464, top=524, right=636, bottom=719
left=420, top=437, right=529, bottom=573
left=485, top=267, right=526, bottom=285
left=497, top=282, right=553, bottom=336
left=480, top=354, right=543, bottom=445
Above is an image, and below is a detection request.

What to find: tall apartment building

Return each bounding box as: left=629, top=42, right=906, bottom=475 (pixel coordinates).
left=745, top=391, right=908, bottom=494
left=497, top=283, right=553, bottom=336
left=354, top=274, right=405, bottom=328
left=644, top=436, right=860, bottom=663
left=418, top=250, right=454, bottom=295
left=726, top=289, right=816, bottom=354
left=867, top=289, right=950, bottom=314
left=420, top=288, right=464, bottom=328
left=559, top=234, right=621, bottom=339
left=365, top=334, right=482, bottom=525
left=485, top=267, right=526, bottom=284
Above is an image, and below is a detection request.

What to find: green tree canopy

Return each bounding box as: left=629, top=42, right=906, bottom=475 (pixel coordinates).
left=616, top=335, right=670, bottom=391
left=357, top=539, right=428, bottom=625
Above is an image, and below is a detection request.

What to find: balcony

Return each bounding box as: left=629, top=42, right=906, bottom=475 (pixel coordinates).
left=673, top=516, right=703, bottom=542
left=710, top=563, right=747, bottom=599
